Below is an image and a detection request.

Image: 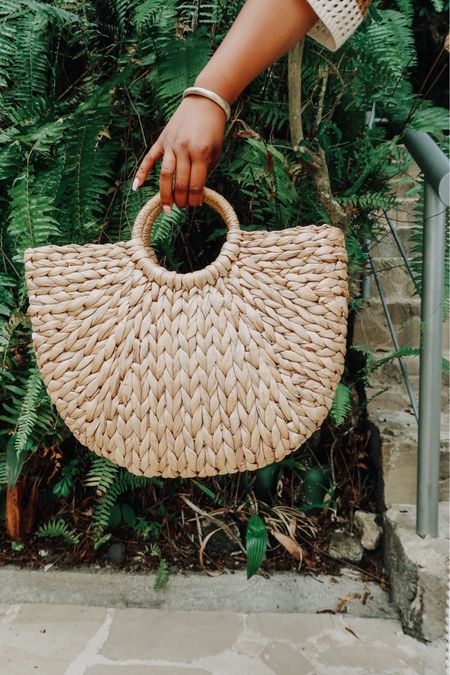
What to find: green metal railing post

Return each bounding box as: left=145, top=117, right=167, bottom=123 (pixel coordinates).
left=402, top=129, right=449, bottom=537
left=416, top=182, right=447, bottom=537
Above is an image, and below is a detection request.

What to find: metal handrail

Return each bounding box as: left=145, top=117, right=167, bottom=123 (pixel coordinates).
left=402, top=129, right=448, bottom=538
left=367, top=251, right=419, bottom=421
left=402, top=129, right=450, bottom=207
left=382, top=209, right=420, bottom=294
left=364, top=117, right=449, bottom=538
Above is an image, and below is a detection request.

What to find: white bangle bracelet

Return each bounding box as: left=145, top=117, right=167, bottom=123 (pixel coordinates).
left=181, top=86, right=231, bottom=122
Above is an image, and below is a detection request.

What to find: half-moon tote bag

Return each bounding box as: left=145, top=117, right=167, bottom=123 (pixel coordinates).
left=24, top=187, right=349, bottom=479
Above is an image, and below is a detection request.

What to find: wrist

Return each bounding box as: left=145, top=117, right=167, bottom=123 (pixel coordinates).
left=181, top=93, right=228, bottom=122
left=183, top=86, right=230, bottom=121
left=193, top=72, right=240, bottom=105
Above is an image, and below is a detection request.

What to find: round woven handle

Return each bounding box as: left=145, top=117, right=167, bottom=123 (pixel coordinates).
left=132, top=186, right=241, bottom=246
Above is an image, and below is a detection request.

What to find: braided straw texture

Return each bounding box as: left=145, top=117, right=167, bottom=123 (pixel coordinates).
left=24, top=188, right=349, bottom=479
left=306, top=0, right=371, bottom=51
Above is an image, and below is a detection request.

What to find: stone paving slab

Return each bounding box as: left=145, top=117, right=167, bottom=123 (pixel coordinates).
left=0, top=603, right=446, bottom=675
left=0, top=566, right=397, bottom=619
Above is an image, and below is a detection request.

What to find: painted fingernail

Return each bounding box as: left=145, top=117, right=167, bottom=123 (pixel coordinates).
left=163, top=204, right=171, bottom=213
left=132, top=178, right=140, bottom=191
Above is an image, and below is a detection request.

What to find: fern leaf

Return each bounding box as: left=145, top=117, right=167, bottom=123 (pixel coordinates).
left=8, top=168, right=61, bottom=260
left=149, top=28, right=212, bottom=120
left=330, top=383, right=352, bottom=426
left=14, top=368, right=44, bottom=454
left=154, top=557, right=169, bottom=590
left=0, top=453, right=7, bottom=485
left=84, top=456, right=119, bottom=493
left=34, top=517, right=82, bottom=545
left=11, top=10, right=50, bottom=115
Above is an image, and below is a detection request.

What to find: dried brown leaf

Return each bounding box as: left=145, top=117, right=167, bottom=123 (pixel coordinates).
left=269, top=528, right=303, bottom=562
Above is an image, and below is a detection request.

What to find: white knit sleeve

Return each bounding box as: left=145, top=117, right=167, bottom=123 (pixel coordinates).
left=306, top=0, right=371, bottom=51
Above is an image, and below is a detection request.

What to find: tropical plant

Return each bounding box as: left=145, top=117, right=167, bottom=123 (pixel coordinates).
left=0, top=0, right=448, bottom=573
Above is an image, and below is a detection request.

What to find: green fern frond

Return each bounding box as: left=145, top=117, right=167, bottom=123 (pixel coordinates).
left=85, top=456, right=150, bottom=539
left=428, top=0, right=444, bottom=12
left=409, top=102, right=450, bottom=136
left=178, top=1, right=224, bottom=26
left=7, top=168, right=61, bottom=260
left=0, top=313, right=28, bottom=364
left=151, top=205, right=187, bottom=248
left=93, top=533, right=112, bottom=551
left=340, top=191, right=395, bottom=211
left=0, top=453, right=7, bottom=485
left=373, top=346, right=449, bottom=375
left=154, top=557, right=169, bottom=589
left=330, top=383, right=352, bottom=426
left=0, top=4, right=20, bottom=90
left=57, top=107, right=117, bottom=243
left=150, top=205, right=190, bottom=271
left=134, top=0, right=176, bottom=34
left=365, top=9, right=417, bottom=78
left=149, top=28, right=212, bottom=120
left=0, top=274, right=16, bottom=324
left=14, top=368, right=44, bottom=454
left=90, top=479, right=122, bottom=538
left=10, top=10, right=50, bottom=115
left=34, top=517, right=82, bottom=545
left=374, top=346, right=420, bottom=367
left=224, top=138, right=298, bottom=229
left=84, top=456, right=120, bottom=493
left=21, top=1, right=84, bottom=24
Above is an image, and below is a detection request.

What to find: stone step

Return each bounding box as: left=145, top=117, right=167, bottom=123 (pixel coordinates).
left=369, top=352, right=420, bottom=382
left=383, top=503, right=449, bottom=642
left=353, top=298, right=450, bottom=354
left=364, top=256, right=418, bottom=300
left=366, top=377, right=449, bottom=415
left=353, top=297, right=421, bottom=351
left=0, top=566, right=396, bottom=619
left=366, top=385, right=417, bottom=415
left=371, top=410, right=449, bottom=507
left=363, top=341, right=449, bottom=414
left=369, top=347, right=450, bottom=378
left=370, top=228, right=415, bottom=259
left=370, top=410, right=449, bottom=645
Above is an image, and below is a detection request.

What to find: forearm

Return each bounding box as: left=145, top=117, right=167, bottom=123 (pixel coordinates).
left=194, top=0, right=318, bottom=104
left=135, top=0, right=320, bottom=204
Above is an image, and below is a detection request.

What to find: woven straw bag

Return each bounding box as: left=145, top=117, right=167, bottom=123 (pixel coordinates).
left=24, top=187, right=349, bottom=479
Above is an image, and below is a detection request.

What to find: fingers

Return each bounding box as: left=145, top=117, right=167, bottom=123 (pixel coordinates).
left=188, top=160, right=208, bottom=207
left=133, top=141, right=211, bottom=211
left=133, top=142, right=164, bottom=190
left=159, top=148, right=176, bottom=212
left=172, top=151, right=191, bottom=210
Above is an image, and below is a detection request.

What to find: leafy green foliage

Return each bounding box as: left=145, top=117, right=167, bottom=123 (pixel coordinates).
left=302, top=466, right=330, bottom=513
left=109, top=501, right=137, bottom=529
left=330, top=383, right=352, bottom=426
left=10, top=540, right=25, bottom=551
left=52, top=458, right=81, bottom=498
left=154, top=554, right=170, bottom=589
left=34, top=517, right=82, bottom=545
left=84, top=456, right=151, bottom=539
left=0, top=453, right=7, bottom=485
left=0, top=0, right=447, bottom=552
left=245, top=514, right=268, bottom=579
left=14, top=369, right=45, bottom=454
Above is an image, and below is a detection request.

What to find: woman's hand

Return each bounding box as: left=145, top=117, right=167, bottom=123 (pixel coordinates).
left=132, top=95, right=227, bottom=212
left=131, top=0, right=319, bottom=211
